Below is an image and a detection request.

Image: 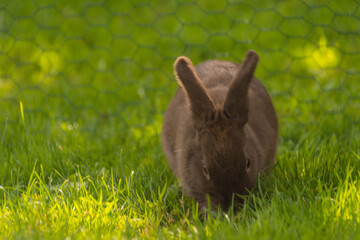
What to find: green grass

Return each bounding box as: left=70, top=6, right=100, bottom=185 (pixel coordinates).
left=1, top=0, right=360, bottom=239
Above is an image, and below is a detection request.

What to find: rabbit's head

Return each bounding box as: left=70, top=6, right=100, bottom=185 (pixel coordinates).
left=174, top=51, right=260, bottom=210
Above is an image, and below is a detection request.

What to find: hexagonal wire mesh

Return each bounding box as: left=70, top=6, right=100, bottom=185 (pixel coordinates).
left=0, top=0, right=359, bottom=146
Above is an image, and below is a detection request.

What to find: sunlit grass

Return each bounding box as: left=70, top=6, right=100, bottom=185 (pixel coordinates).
left=0, top=100, right=359, bottom=239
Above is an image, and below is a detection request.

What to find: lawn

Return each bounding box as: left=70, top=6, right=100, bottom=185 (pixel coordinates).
left=1, top=0, right=360, bottom=239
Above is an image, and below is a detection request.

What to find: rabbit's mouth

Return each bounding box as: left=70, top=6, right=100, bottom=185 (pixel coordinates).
left=204, top=190, right=247, bottom=211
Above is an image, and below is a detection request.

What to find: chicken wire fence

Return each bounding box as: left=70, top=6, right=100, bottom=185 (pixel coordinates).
left=0, top=0, right=359, bottom=143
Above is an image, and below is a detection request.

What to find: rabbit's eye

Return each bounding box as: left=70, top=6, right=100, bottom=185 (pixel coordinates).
left=203, top=164, right=208, bottom=174
left=246, top=158, right=251, bottom=169
left=203, top=164, right=210, bottom=180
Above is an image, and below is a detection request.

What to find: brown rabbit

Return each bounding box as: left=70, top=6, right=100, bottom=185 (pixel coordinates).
left=161, top=50, right=278, bottom=210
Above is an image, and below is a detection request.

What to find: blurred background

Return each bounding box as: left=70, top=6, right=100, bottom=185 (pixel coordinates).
left=0, top=0, right=359, bottom=176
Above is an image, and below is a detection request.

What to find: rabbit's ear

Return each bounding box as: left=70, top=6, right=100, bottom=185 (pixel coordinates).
left=174, top=56, right=215, bottom=121
left=223, top=50, right=259, bottom=125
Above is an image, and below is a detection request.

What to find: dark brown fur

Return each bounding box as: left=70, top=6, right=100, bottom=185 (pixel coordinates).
left=162, top=50, right=278, bottom=210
